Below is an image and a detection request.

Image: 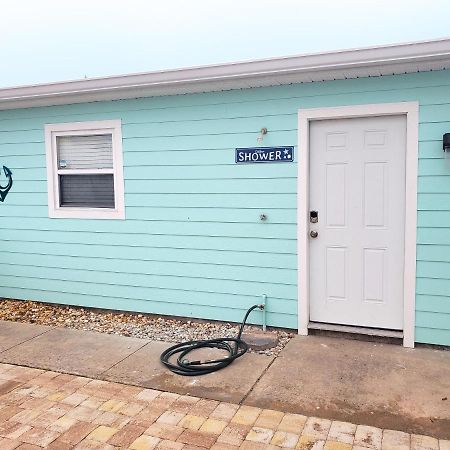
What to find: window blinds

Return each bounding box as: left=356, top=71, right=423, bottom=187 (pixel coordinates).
left=57, top=134, right=113, bottom=170
left=59, top=174, right=115, bottom=208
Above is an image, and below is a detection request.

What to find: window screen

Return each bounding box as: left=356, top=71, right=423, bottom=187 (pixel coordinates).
left=59, top=174, right=115, bottom=208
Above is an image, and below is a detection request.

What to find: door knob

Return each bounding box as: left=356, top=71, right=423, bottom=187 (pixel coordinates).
left=310, top=230, right=318, bottom=238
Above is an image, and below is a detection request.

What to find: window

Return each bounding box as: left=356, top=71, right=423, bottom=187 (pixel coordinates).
left=45, top=120, right=125, bottom=219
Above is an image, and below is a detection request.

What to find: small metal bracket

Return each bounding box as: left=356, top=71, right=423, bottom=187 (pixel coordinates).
left=257, top=127, right=268, bottom=143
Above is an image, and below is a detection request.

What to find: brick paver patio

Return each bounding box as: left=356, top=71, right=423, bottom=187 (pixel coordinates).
left=0, top=363, right=448, bottom=450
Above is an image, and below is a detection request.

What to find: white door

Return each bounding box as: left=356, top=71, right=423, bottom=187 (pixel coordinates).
left=309, top=115, right=406, bottom=330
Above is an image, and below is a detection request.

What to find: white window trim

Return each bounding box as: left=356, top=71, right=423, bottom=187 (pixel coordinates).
left=45, top=119, right=125, bottom=220
left=297, top=102, right=419, bottom=348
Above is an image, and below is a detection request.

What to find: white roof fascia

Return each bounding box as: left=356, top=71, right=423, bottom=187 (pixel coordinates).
left=0, top=37, right=450, bottom=110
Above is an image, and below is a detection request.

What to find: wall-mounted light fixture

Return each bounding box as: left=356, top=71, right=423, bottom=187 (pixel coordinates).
left=443, top=133, right=450, bottom=152
left=444, top=133, right=450, bottom=159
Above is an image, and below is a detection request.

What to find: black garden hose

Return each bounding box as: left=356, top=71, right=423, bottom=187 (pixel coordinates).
left=160, top=304, right=264, bottom=376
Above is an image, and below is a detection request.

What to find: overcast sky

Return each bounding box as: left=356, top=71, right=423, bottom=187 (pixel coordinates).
left=1, top=0, right=449, bottom=88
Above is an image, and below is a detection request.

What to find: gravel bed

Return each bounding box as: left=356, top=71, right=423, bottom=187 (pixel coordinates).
left=0, top=299, right=293, bottom=356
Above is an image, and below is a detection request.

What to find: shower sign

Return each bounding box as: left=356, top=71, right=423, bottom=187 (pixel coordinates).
left=235, top=146, right=294, bottom=164
left=0, top=166, right=13, bottom=202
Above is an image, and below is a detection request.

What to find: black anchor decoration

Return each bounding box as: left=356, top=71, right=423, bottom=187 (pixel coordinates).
left=0, top=166, right=13, bottom=202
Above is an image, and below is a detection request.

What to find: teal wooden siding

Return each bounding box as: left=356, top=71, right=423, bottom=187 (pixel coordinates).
left=0, top=69, right=449, bottom=345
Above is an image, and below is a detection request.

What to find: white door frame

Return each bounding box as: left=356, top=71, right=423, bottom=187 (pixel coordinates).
left=297, top=102, right=419, bottom=348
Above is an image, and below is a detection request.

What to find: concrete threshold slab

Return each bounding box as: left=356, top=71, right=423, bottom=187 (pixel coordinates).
left=101, top=340, right=274, bottom=404
left=0, top=326, right=148, bottom=378
left=0, top=320, right=51, bottom=352
left=244, top=335, right=450, bottom=439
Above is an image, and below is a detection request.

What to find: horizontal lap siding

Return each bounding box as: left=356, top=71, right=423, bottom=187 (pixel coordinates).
left=415, top=93, right=450, bottom=345
left=0, top=69, right=449, bottom=343
left=0, top=91, right=300, bottom=329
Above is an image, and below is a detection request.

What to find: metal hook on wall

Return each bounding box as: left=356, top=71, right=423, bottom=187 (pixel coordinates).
left=257, top=127, right=268, bottom=143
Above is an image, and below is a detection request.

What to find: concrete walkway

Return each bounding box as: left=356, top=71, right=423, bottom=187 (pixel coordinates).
left=0, top=320, right=449, bottom=441
left=0, top=322, right=272, bottom=404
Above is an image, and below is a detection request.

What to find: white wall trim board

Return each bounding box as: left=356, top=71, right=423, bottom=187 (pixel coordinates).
left=44, top=119, right=125, bottom=220
left=0, top=38, right=449, bottom=110
left=297, top=102, right=419, bottom=348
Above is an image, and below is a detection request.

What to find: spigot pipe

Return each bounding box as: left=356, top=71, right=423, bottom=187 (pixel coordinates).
left=261, top=294, right=267, bottom=332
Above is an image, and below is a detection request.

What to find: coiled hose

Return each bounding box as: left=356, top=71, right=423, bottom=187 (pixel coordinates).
left=160, top=304, right=264, bottom=376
